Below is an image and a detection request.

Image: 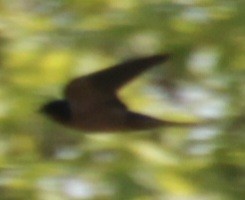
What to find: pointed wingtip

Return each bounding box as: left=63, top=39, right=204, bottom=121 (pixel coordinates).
left=146, top=53, right=171, bottom=63
left=130, top=53, right=171, bottom=67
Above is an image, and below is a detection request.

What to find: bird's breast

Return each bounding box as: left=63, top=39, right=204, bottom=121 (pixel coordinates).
left=70, top=107, right=128, bottom=132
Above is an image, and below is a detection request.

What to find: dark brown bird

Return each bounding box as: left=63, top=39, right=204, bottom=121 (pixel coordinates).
left=41, top=54, right=198, bottom=132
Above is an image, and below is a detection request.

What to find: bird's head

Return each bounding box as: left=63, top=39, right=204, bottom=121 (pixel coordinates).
left=40, top=100, right=71, bottom=123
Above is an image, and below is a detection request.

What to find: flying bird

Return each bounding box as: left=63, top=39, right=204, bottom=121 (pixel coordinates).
left=41, top=54, right=199, bottom=132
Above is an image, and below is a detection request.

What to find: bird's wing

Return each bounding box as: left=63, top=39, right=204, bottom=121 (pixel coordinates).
left=84, top=54, right=170, bottom=92
left=125, top=111, right=205, bottom=130
left=64, top=54, right=170, bottom=112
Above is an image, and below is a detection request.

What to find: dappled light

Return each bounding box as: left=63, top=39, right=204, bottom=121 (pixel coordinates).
left=0, top=0, right=244, bottom=200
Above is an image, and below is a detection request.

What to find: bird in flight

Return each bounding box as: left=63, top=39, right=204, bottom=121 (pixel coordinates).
left=41, top=54, right=199, bottom=132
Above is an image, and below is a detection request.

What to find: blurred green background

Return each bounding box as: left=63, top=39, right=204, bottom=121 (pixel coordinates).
left=0, top=0, right=244, bottom=200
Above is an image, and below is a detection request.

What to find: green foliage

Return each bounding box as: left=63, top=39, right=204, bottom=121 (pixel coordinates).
left=0, top=0, right=244, bottom=199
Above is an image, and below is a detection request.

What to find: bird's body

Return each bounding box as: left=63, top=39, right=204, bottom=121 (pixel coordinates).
left=41, top=54, right=199, bottom=132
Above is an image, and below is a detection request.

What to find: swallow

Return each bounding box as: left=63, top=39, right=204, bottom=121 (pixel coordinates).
left=41, top=54, right=200, bottom=132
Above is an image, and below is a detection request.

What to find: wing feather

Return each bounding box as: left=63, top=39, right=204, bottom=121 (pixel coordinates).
left=64, top=54, right=170, bottom=112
